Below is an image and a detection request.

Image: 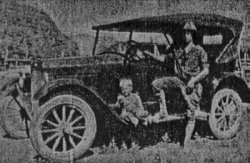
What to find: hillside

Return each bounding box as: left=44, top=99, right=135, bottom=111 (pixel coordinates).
left=0, top=1, right=79, bottom=61
left=25, top=0, right=247, bottom=34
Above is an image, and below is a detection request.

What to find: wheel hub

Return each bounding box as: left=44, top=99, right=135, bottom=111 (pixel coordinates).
left=59, top=122, right=72, bottom=135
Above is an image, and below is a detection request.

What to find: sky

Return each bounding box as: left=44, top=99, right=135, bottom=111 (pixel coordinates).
left=24, top=0, right=247, bottom=36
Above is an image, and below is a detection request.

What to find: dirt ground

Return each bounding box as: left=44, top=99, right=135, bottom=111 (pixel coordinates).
left=0, top=127, right=36, bottom=163
left=0, top=110, right=248, bottom=163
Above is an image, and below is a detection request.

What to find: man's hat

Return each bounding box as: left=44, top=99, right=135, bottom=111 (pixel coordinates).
left=183, top=21, right=197, bottom=31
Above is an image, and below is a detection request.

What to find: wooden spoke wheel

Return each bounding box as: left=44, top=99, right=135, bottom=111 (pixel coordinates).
left=0, top=96, right=30, bottom=139
left=209, top=89, right=243, bottom=139
left=30, top=95, right=97, bottom=162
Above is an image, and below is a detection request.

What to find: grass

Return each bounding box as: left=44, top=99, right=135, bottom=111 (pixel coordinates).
left=76, top=109, right=249, bottom=163
left=79, top=137, right=247, bottom=163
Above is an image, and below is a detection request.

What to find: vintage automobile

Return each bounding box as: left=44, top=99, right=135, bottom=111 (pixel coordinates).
left=0, top=13, right=248, bottom=162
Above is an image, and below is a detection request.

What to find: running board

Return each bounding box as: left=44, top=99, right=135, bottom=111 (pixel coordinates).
left=156, top=110, right=210, bottom=123
left=195, top=110, right=210, bottom=121
left=157, top=115, right=185, bottom=123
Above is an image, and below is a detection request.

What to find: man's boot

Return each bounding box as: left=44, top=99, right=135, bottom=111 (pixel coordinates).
left=183, top=110, right=195, bottom=153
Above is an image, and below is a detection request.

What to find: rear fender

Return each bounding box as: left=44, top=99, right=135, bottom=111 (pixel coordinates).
left=1, top=77, right=19, bottom=97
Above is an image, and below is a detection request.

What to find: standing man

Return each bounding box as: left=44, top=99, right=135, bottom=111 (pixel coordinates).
left=144, top=21, right=209, bottom=151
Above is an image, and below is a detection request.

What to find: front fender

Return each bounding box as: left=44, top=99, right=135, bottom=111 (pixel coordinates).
left=36, top=78, right=98, bottom=100
left=215, top=74, right=250, bottom=102
left=36, top=78, right=127, bottom=124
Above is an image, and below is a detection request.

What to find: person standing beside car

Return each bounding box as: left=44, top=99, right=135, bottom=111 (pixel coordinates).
left=144, top=21, right=209, bottom=152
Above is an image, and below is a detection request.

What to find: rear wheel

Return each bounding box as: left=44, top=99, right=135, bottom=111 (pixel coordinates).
left=30, top=94, right=97, bottom=162
left=209, top=89, right=243, bottom=139
left=0, top=96, right=30, bottom=139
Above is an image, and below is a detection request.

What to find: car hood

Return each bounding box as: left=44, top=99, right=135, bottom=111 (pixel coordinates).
left=43, top=54, right=124, bottom=69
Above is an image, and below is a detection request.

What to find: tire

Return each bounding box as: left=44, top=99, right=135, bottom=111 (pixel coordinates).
left=209, top=88, right=243, bottom=139
left=30, top=94, right=97, bottom=162
left=0, top=96, right=30, bottom=139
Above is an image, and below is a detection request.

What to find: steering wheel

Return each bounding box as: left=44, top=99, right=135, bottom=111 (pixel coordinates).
left=124, top=40, right=144, bottom=63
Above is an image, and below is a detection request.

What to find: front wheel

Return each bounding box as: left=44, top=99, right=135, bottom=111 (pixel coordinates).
left=30, top=94, right=97, bottom=162
left=209, top=89, right=243, bottom=139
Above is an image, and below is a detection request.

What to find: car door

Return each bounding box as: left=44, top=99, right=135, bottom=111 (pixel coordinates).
left=124, top=49, right=174, bottom=102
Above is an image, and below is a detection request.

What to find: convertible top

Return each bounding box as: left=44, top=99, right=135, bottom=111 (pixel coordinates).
left=93, top=14, right=244, bottom=63
left=92, top=13, right=243, bottom=36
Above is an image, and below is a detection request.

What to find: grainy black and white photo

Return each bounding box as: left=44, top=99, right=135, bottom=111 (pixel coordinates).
left=0, top=0, right=249, bottom=162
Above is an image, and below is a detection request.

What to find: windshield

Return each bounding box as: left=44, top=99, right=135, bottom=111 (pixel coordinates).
left=96, top=31, right=172, bottom=56
left=132, top=32, right=171, bottom=44
left=95, top=31, right=129, bottom=55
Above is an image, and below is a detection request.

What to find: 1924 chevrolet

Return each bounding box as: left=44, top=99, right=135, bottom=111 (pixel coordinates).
left=0, top=13, right=249, bottom=162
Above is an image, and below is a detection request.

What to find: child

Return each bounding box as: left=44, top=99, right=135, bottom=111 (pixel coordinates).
left=110, top=78, right=149, bottom=127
